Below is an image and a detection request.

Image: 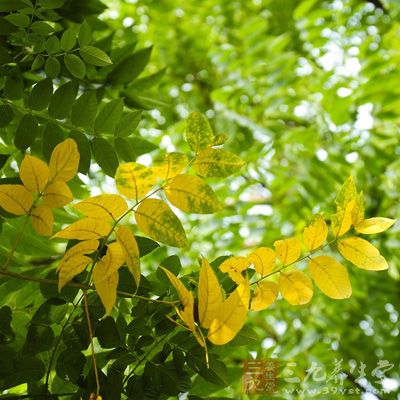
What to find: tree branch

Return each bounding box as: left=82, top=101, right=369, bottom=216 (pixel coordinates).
left=0, top=269, right=177, bottom=305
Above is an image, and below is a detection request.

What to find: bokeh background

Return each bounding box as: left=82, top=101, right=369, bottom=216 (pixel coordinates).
left=100, top=0, right=400, bottom=398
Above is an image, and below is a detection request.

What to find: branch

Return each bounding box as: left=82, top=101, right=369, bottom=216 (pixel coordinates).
left=0, top=269, right=177, bottom=305
left=84, top=290, right=100, bottom=396
left=251, top=239, right=337, bottom=286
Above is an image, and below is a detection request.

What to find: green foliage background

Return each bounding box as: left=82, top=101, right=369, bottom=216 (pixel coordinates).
left=0, top=0, right=399, bottom=399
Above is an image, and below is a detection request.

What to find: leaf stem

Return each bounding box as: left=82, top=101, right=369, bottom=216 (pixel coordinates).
left=251, top=238, right=337, bottom=285
left=122, top=333, right=172, bottom=386
left=1, top=214, right=30, bottom=270
left=83, top=290, right=100, bottom=396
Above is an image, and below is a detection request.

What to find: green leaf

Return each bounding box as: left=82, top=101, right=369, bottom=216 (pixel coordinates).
left=71, top=91, right=98, bottom=129
left=0, top=306, right=14, bottom=343
left=107, top=46, right=152, bottom=84
left=31, top=298, right=68, bottom=325
left=91, top=137, right=119, bottom=177
left=31, top=55, right=44, bottom=70
left=22, top=325, right=54, bottom=355
left=45, top=56, right=60, bottom=78
left=4, top=12, right=30, bottom=27
left=0, top=45, right=13, bottom=64
left=69, top=131, right=91, bottom=173
left=0, top=104, right=14, bottom=128
left=64, top=54, right=86, bottom=79
left=94, top=99, right=124, bottom=134
left=184, top=112, right=214, bottom=152
left=0, top=154, right=10, bottom=170
left=114, top=137, right=136, bottom=162
left=14, top=114, right=39, bottom=150
left=114, top=111, right=141, bottom=137
left=45, top=35, right=60, bottom=54
left=30, top=21, right=54, bottom=35
left=135, top=235, right=159, bottom=257
left=0, top=354, right=45, bottom=390
left=55, top=348, right=85, bottom=383
left=78, top=21, right=92, bottom=47
left=96, top=316, right=123, bottom=348
left=4, top=68, right=23, bottom=99
left=42, top=122, right=65, bottom=162
left=28, top=78, right=53, bottom=111
left=133, top=68, right=166, bottom=91
left=48, top=81, right=78, bottom=119
left=114, top=137, right=157, bottom=162
left=38, top=0, right=66, bottom=8
left=60, top=27, right=77, bottom=51
left=0, top=1, right=26, bottom=12
left=79, top=45, right=112, bottom=66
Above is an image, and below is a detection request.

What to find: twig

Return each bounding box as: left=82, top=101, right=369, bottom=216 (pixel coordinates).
left=1, top=215, right=30, bottom=270
left=122, top=334, right=171, bottom=386
left=84, top=290, right=100, bottom=396
left=251, top=239, right=337, bottom=285
left=0, top=269, right=178, bottom=305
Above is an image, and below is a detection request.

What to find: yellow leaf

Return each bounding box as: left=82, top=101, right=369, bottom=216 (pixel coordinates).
left=247, top=247, right=276, bottom=276
left=165, top=174, right=220, bottom=214
left=207, top=277, right=250, bottom=345
left=355, top=217, right=396, bottom=234
left=176, top=291, right=205, bottom=347
left=73, top=194, right=128, bottom=221
left=135, top=198, right=187, bottom=248
left=160, top=266, right=204, bottom=346
left=308, top=256, right=352, bottom=299
left=42, top=181, right=73, bottom=208
left=31, top=205, right=53, bottom=236
left=194, top=147, right=245, bottom=178
left=219, top=256, right=251, bottom=284
left=184, top=112, right=214, bottom=153
left=0, top=184, right=33, bottom=215
left=303, top=215, right=328, bottom=251
left=152, top=152, right=189, bottom=180
left=49, top=139, right=80, bottom=182
left=338, top=237, right=388, bottom=271
left=58, top=255, right=92, bottom=291
left=20, top=154, right=49, bottom=193
left=279, top=270, right=313, bottom=305
left=94, top=242, right=125, bottom=281
left=251, top=281, right=278, bottom=311
left=93, top=260, right=119, bottom=316
left=57, top=239, right=99, bottom=272
left=115, top=162, right=157, bottom=201
left=116, top=226, right=141, bottom=287
left=331, top=176, right=357, bottom=237
left=160, top=266, right=192, bottom=307
left=198, top=257, right=223, bottom=329
left=52, top=218, right=112, bottom=240
left=274, top=238, right=302, bottom=266
left=351, top=191, right=364, bottom=225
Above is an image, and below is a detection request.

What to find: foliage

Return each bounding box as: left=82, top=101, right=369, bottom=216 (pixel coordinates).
left=0, top=0, right=399, bottom=399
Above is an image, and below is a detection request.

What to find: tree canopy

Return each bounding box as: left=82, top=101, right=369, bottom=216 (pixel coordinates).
left=0, top=0, right=398, bottom=399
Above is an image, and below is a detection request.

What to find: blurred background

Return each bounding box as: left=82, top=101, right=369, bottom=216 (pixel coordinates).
left=89, top=0, right=399, bottom=398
